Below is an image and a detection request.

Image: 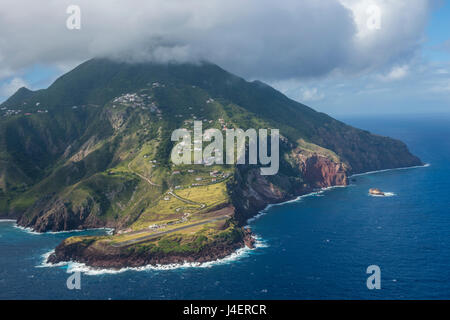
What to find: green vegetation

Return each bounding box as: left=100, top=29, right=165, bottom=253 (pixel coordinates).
left=0, top=58, right=422, bottom=255
left=175, top=182, right=228, bottom=207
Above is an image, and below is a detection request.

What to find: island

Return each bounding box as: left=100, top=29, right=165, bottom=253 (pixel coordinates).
left=0, top=58, right=422, bottom=268
left=369, top=188, right=385, bottom=196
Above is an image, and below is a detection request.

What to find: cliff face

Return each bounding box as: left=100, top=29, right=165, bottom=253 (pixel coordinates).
left=1, top=59, right=421, bottom=222
left=46, top=151, right=347, bottom=269
left=0, top=59, right=424, bottom=268
left=14, top=151, right=346, bottom=233
left=48, top=225, right=255, bottom=268
left=17, top=196, right=112, bottom=232
left=301, top=155, right=348, bottom=188
left=230, top=153, right=348, bottom=225
left=310, top=124, right=423, bottom=174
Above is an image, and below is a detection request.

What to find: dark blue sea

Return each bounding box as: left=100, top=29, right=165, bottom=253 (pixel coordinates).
left=1, top=114, right=449, bottom=299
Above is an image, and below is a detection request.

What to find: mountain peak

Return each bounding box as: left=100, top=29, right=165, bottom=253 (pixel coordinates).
left=1, top=86, right=34, bottom=108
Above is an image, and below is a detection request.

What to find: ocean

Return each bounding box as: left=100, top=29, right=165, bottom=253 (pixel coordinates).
left=1, top=114, right=449, bottom=299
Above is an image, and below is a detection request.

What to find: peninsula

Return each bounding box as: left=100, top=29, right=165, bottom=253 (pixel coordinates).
left=0, top=59, right=422, bottom=268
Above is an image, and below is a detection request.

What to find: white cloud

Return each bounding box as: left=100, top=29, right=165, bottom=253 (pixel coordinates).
left=378, top=65, right=409, bottom=81
left=0, top=0, right=432, bottom=82
left=0, top=77, right=28, bottom=97
left=339, top=0, right=430, bottom=73
left=299, top=87, right=325, bottom=102
left=269, top=61, right=450, bottom=115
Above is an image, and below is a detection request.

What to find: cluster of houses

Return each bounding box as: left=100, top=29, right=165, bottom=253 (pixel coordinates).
left=111, top=92, right=162, bottom=119
left=1, top=107, right=22, bottom=116
left=112, top=93, right=146, bottom=108
left=1, top=106, right=49, bottom=117
left=179, top=118, right=230, bottom=138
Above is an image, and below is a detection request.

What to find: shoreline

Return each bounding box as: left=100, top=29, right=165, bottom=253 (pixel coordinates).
left=9, top=164, right=430, bottom=236
left=246, top=184, right=348, bottom=224
left=349, top=163, right=430, bottom=178
left=9, top=163, right=431, bottom=273
left=39, top=235, right=267, bottom=275
left=13, top=223, right=115, bottom=236
left=246, top=162, right=430, bottom=234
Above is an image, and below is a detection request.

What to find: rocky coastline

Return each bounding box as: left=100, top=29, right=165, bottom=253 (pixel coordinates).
left=47, top=228, right=255, bottom=268
left=45, top=155, right=349, bottom=269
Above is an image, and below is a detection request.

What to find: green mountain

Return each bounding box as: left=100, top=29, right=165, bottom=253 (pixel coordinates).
left=0, top=58, right=421, bottom=267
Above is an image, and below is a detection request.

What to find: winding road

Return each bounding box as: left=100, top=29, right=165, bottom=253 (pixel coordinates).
left=127, top=161, right=161, bottom=187
left=122, top=160, right=219, bottom=246
left=168, top=190, right=206, bottom=208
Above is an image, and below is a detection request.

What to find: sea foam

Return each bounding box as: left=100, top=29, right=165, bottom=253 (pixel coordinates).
left=246, top=184, right=348, bottom=224
left=350, top=163, right=430, bottom=178
left=13, top=224, right=114, bottom=235
left=38, top=235, right=266, bottom=276
left=369, top=192, right=396, bottom=197
left=35, top=163, right=429, bottom=275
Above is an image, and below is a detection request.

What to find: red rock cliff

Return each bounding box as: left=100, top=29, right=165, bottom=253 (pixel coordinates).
left=230, top=153, right=349, bottom=225
left=302, top=155, right=348, bottom=188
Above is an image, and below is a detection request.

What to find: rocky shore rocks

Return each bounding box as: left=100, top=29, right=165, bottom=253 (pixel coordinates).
left=48, top=226, right=256, bottom=268
left=369, top=188, right=385, bottom=196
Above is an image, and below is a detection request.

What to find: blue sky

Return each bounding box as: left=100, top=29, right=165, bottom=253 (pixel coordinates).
left=271, top=1, right=450, bottom=116
left=424, top=0, right=450, bottom=61
left=0, top=0, right=449, bottom=116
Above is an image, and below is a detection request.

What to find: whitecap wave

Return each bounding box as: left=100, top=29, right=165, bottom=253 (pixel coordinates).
left=38, top=235, right=266, bottom=275
left=14, top=224, right=114, bottom=235
left=34, top=164, right=425, bottom=274
left=0, top=219, right=17, bottom=222
left=246, top=185, right=347, bottom=224
left=350, top=163, right=430, bottom=178
left=251, top=234, right=269, bottom=248
left=13, top=224, right=42, bottom=235
left=37, top=250, right=68, bottom=268
left=369, top=192, right=396, bottom=197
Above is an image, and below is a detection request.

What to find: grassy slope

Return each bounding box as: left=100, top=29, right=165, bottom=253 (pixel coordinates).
left=2, top=81, right=246, bottom=254
left=0, top=58, right=422, bottom=256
